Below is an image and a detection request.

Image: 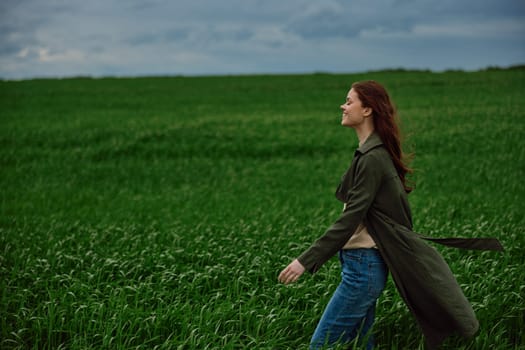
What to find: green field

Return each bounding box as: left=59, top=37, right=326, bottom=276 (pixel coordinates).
left=1, top=68, right=524, bottom=349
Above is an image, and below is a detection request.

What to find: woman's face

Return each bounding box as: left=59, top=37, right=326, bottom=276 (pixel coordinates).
left=340, top=88, right=370, bottom=128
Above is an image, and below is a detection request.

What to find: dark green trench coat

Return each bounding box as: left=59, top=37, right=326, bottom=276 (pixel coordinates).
left=297, top=133, right=503, bottom=349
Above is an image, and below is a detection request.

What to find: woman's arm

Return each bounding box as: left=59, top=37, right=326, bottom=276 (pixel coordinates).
left=295, top=152, right=385, bottom=274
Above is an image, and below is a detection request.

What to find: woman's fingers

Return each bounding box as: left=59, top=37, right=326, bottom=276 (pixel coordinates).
left=278, top=266, right=295, bottom=284
left=278, top=259, right=305, bottom=284
left=279, top=270, right=294, bottom=284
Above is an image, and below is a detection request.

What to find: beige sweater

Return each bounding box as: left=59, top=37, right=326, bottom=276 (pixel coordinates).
left=342, top=203, right=377, bottom=249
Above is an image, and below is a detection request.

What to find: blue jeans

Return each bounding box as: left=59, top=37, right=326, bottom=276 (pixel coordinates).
left=310, top=249, right=387, bottom=350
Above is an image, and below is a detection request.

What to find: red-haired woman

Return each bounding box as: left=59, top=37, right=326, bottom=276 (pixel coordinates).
left=278, top=81, right=502, bottom=349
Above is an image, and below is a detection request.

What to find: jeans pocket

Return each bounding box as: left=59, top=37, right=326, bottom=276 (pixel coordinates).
left=367, top=261, right=386, bottom=297
left=341, top=250, right=362, bottom=262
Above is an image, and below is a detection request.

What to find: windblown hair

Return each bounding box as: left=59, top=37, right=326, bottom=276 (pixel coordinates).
left=352, top=80, right=413, bottom=193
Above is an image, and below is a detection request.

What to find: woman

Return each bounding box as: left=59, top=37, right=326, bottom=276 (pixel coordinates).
left=278, top=81, right=503, bottom=349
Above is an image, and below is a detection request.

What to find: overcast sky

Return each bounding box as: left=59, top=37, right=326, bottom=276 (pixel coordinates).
left=1, top=0, right=524, bottom=79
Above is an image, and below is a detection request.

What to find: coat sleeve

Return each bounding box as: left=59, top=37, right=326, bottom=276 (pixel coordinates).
left=297, top=152, right=385, bottom=273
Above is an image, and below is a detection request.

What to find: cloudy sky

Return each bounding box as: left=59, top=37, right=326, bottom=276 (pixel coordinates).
left=1, top=0, right=524, bottom=79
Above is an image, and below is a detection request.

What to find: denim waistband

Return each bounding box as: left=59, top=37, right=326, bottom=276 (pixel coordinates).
left=340, top=248, right=381, bottom=256
left=339, top=248, right=383, bottom=262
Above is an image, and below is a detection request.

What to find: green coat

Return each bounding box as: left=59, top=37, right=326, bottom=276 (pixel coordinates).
left=297, top=132, right=503, bottom=349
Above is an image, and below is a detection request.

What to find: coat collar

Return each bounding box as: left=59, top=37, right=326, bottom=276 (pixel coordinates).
left=356, top=132, right=383, bottom=155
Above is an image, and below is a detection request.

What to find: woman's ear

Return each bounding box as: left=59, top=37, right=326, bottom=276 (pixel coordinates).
left=363, top=107, right=372, bottom=117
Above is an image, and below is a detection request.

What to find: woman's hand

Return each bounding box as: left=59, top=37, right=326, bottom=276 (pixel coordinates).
left=278, top=259, right=306, bottom=284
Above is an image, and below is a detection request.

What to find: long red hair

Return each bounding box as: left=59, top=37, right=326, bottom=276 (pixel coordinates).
left=352, top=80, right=413, bottom=193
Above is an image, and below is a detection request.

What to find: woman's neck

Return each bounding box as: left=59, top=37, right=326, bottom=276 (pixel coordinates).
left=355, top=123, right=375, bottom=147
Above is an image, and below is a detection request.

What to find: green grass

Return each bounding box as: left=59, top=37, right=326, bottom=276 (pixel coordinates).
left=1, top=68, right=524, bottom=349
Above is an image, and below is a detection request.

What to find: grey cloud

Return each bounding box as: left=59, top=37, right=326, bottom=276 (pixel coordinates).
left=447, top=0, right=524, bottom=17
left=0, top=0, right=74, bottom=59
left=284, top=1, right=416, bottom=39
left=124, top=25, right=254, bottom=47
left=121, top=0, right=305, bottom=25
left=286, top=5, right=362, bottom=38
left=0, top=0, right=523, bottom=79
left=197, top=25, right=254, bottom=44
left=0, top=21, right=39, bottom=58
left=0, top=42, right=22, bottom=56
left=392, top=0, right=525, bottom=19
left=125, top=28, right=191, bottom=47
